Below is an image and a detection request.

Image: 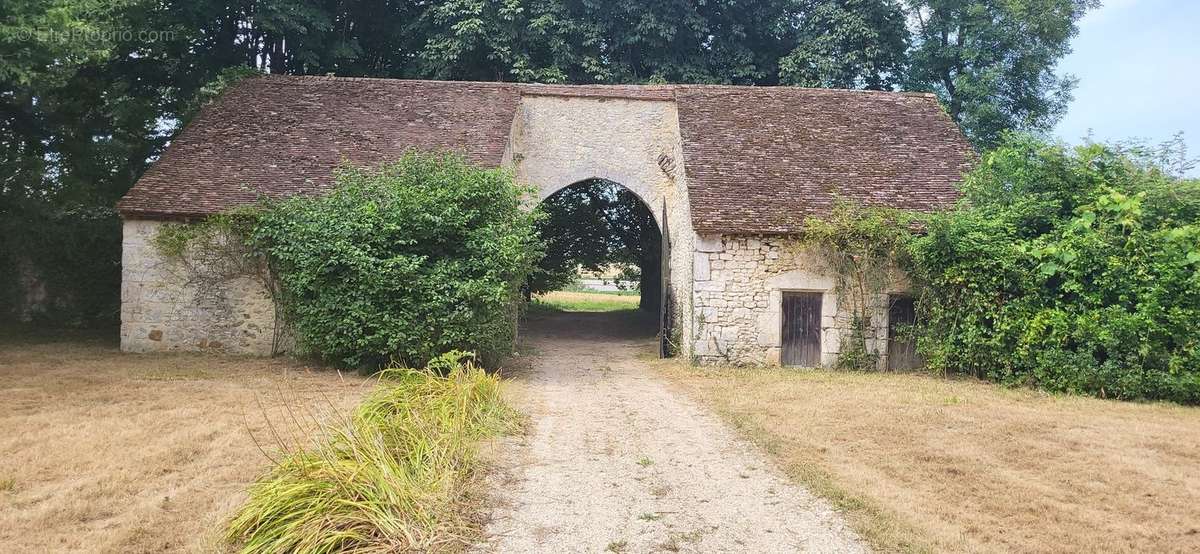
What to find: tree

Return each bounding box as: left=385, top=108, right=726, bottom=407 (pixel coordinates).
left=3, top=0, right=1098, bottom=325
left=780, top=0, right=909, bottom=90
left=905, top=0, right=1097, bottom=147
left=532, top=180, right=661, bottom=312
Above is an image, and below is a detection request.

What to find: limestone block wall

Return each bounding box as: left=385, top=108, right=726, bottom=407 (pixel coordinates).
left=120, top=219, right=280, bottom=354
left=505, top=93, right=696, bottom=355
left=690, top=234, right=908, bottom=368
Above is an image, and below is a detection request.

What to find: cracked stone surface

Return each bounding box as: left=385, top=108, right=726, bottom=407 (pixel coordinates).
left=476, top=311, right=866, bottom=553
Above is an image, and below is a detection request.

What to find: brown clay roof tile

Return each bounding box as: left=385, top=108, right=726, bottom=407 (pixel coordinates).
left=117, top=75, right=974, bottom=233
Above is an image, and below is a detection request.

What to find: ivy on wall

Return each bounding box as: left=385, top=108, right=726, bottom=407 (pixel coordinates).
left=154, top=152, right=541, bottom=369
left=799, top=201, right=914, bottom=370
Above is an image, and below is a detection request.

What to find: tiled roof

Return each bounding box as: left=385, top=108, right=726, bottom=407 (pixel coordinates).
left=676, top=85, right=974, bottom=234
left=117, top=76, right=520, bottom=219
left=118, top=75, right=974, bottom=233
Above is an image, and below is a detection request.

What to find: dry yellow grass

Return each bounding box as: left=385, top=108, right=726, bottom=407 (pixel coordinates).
left=0, top=333, right=370, bottom=553
left=656, top=362, right=1200, bottom=554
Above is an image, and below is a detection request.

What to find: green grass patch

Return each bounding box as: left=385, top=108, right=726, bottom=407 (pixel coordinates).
left=531, top=291, right=641, bottom=313
left=225, top=352, right=519, bottom=553
left=561, top=282, right=640, bottom=296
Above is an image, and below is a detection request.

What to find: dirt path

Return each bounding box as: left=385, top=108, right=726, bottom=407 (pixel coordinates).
left=478, top=311, right=865, bottom=553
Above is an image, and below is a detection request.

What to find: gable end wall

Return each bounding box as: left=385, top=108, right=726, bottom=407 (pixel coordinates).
left=120, top=220, right=279, bottom=354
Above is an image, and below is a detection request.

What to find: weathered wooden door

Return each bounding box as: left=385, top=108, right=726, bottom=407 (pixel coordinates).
left=781, top=292, right=822, bottom=367
left=887, top=295, right=920, bottom=370
left=659, top=201, right=672, bottom=358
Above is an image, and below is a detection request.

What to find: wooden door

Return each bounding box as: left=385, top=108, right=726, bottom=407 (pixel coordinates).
left=781, top=292, right=822, bottom=367
left=887, top=295, right=920, bottom=370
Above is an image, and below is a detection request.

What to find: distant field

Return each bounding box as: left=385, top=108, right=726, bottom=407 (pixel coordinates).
left=532, top=290, right=641, bottom=312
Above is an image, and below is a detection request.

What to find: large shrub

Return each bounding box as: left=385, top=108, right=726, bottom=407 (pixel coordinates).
left=250, top=152, right=541, bottom=369
left=907, top=135, right=1200, bottom=403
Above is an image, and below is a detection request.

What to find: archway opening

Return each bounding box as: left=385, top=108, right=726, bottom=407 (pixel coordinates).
left=528, top=178, right=662, bottom=316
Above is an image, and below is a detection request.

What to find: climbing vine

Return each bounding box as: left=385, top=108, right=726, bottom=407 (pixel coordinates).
left=153, top=152, right=541, bottom=369
left=152, top=209, right=289, bottom=354
left=798, top=201, right=915, bottom=370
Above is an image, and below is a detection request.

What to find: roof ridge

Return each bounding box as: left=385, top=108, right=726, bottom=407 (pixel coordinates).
left=253, top=73, right=938, bottom=99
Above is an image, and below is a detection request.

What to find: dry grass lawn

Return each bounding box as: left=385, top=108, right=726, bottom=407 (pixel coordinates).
left=0, top=331, right=370, bottom=553
left=656, top=362, right=1200, bottom=554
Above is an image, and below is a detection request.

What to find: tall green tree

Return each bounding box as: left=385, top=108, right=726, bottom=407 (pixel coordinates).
left=532, top=180, right=661, bottom=311
left=780, top=0, right=909, bottom=90
left=2, top=0, right=1098, bottom=324
left=905, top=0, right=1097, bottom=147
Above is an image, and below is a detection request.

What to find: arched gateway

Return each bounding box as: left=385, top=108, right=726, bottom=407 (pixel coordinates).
left=117, top=76, right=973, bottom=367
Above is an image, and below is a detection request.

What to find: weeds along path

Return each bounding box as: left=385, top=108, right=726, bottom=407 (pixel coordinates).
left=477, top=310, right=865, bottom=553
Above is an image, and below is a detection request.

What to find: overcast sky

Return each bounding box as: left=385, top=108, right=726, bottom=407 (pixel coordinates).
left=1054, top=0, right=1199, bottom=173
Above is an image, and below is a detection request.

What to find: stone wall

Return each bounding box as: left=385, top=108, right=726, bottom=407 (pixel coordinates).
left=120, top=220, right=280, bottom=354
left=120, top=92, right=701, bottom=357
left=690, top=233, right=909, bottom=368
left=505, top=93, right=696, bottom=355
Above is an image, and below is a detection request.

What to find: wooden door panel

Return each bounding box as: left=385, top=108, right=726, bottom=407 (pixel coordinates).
left=782, top=292, right=822, bottom=367
left=887, top=295, right=920, bottom=370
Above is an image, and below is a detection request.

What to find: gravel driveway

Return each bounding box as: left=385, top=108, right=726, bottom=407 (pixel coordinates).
left=477, top=311, right=865, bottom=553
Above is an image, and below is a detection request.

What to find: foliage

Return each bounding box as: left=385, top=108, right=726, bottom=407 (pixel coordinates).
left=801, top=201, right=915, bottom=369
left=4, top=0, right=1099, bottom=325
left=248, top=152, right=541, bottom=369
left=0, top=201, right=121, bottom=325
left=907, top=134, right=1200, bottom=403
left=779, top=0, right=909, bottom=90
left=906, top=0, right=1098, bottom=147
left=226, top=351, right=519, bottom=553
left=532, top=179, right=661, bottom=311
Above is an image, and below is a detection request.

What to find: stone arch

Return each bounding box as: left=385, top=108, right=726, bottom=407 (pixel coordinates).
left=502, top=92, right=695, bottom=355
left=503, top=94, right=682, bottom=234
left=536, top=175, right=664, bottom=232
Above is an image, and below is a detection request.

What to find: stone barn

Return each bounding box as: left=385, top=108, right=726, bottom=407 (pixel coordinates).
left=117, top=75, right=973, bottom=368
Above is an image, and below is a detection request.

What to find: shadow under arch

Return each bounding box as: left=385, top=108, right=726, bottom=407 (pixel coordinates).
left=530, top=177, right=663, bottom=314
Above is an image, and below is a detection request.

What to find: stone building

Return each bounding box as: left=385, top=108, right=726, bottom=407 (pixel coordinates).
left=117, top=75, right=972, bottom=367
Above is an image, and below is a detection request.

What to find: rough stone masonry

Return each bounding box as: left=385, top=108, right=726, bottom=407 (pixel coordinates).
left=116, top=75, right=973, bottom=366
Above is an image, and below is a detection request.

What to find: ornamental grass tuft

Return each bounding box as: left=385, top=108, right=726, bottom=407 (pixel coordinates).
left=226, top=351, right=518, bottom=553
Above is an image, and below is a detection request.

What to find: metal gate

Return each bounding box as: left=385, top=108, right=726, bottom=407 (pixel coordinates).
left=781, top=292, right=822, bottom=367
left=659, top=200, right=672, bottom=358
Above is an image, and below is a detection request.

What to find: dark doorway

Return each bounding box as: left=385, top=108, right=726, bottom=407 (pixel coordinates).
left=781, top=292, right=823, bottom=367
left=529, top=179, right=663, bottom=317
left=887, top=295, right=920, bottom=370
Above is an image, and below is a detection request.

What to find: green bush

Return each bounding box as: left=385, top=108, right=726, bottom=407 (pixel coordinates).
left=250, top=152, right=541, bottom=369
left=226, top=352, right=519, bottom=553
left=906, top=135, right=1200, bottom=403
left=0, top=201, right=121, bottom=327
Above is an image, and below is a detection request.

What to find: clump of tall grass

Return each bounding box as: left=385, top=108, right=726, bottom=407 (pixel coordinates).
left=226, top=351, right=518, bottom=553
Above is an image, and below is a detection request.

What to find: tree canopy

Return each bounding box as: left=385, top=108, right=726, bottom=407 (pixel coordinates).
left=2, top=0, right=1097, bottom=324
left=532, top=180, right=661, bottom=310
